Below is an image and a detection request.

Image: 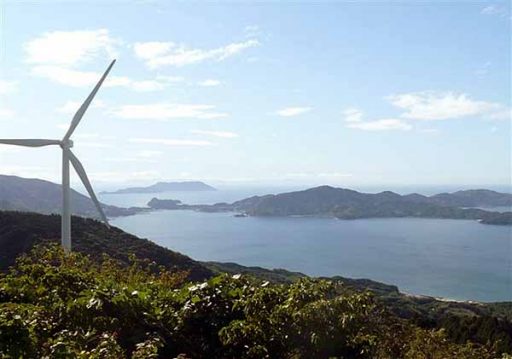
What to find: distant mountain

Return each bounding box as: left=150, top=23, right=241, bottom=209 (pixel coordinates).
left=0, top=175, right=143, bottom=219
left=148, top=185, right=512, bottom=225
left=101, top=181, right=216, bottom=194
left=0, top=211, right=212, bottom=280
left=230, top=186, right=512, bottom=224
left=428, top=189, right=512, bottom=207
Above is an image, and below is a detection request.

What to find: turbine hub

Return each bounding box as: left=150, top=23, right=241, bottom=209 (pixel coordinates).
left=60, top=140, right=74, bottom=149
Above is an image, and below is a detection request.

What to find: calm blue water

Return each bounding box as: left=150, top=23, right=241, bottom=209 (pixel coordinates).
left=100, top=186, right=304, bottom=207
left=100, top=188, right=512, bottom=302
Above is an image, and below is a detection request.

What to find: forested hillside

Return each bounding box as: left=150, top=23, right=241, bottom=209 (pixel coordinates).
left=0, top=211, right=211, bottom=280
left=0, top=210, right=511, bottom=357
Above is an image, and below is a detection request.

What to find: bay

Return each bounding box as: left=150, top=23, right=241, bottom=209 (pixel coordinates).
left=101, top=188, right=512, bottom=302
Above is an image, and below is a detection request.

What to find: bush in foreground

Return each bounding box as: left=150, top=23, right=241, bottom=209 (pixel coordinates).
left=0, top=244, right=507, bottom=358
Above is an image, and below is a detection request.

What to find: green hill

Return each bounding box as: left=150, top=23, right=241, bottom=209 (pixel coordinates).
left=228, top=186, right=512, bottom=224
left=0, top=211, right=211, bottom=281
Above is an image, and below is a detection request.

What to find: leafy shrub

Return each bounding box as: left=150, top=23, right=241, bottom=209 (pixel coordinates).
left=0, top=244, right=504, bottom=358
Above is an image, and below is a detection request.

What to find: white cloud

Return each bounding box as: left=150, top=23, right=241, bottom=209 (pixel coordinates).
left=32, top=65, right=177, bottom=92
left=56, top=99, right=106, bottom=114
left=133, top=41, right=174, bottom=59
left=31, top=66, right=107, bottom=87
left=57, top=101, right=83, bottom=114
left=244, top=25, right=262, bottom=38
left=346, top=118, right=412, bottom=131
left=343, top=107, right=412, bottom=131
left=342, top=108, right=363, bottom=123
left=276, top=107, right=312, bottom=117
left=24, top=29, right=119, bottom=66
left=388, top=92, right=508, bottom=121
left=129, top=138, right=213, bottom=146
left=191, top=130, right=238, bottom=138
left=25, top=30, right=179, bottom=92
left=198, top=79, right=221, bottom=87
left=0, top=80, right=18, bottom=95
left=109, top=103, right=228, bottom=121
left=481, top=5, right=507, bottom=17
left=134, top=39, right=260, bottom=68
left=488, top=108, right=512, bottom=121
left=343, top=91, right=509, bottom=132
left=155, top=75, right=185, bottom=83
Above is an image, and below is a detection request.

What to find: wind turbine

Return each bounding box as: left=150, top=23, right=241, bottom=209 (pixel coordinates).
left=0, top=60, right=116, bottom=252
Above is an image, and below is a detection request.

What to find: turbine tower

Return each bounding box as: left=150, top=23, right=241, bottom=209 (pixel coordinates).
left=0, top=60, right=116, bottom=252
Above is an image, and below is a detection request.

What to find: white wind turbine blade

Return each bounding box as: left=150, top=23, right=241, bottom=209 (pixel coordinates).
left=63, top=59, right=116, bottom=141
left=67, top=150, right=110, bottom=226
left=0, top=139, right=61, bottom=147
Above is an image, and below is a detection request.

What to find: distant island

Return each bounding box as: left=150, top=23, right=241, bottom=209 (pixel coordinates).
left=100, top=181, right=216, bottom=194
left=147, top=186, right=512, bottom=225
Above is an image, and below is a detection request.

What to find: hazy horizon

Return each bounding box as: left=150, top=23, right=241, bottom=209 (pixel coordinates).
left=0, top=1, right=510, bottom=191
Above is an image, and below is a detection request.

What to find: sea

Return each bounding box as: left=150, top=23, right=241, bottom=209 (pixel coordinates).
left=99, top=185, right=512, bottom=302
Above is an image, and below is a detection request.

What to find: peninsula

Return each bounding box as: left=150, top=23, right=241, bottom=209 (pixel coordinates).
left=147, top=186, right=512, bottom=225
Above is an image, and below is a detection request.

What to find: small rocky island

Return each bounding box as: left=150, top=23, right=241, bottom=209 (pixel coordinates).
left=147, top=186, right=512, bottom=225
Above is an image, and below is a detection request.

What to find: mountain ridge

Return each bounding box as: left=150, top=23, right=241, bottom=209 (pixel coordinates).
left=148, top=185, right=512, bottom=225
left=0, top=174, right=145, bottom=219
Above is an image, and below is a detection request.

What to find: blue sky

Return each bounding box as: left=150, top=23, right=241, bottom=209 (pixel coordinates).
left=0, top=0, right=510, bottom=190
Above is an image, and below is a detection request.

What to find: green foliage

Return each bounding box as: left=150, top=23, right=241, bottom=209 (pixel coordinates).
left=0, top=210, right=212, bottom=280
left=0, top=244, right=506, bottom=358
left=440, top=314, right=512, bottom=354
